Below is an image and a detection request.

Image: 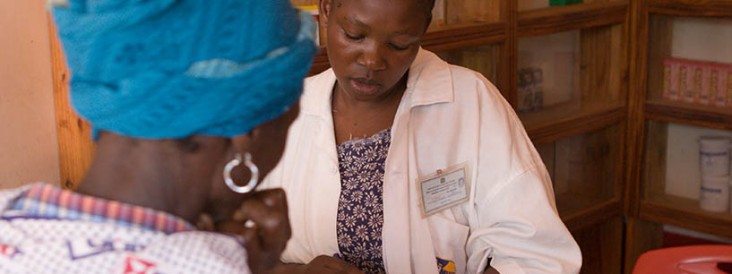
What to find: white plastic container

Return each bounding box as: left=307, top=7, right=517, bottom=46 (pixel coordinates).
left=699, top=136, right=730, bottom=177
left=699, top=175, right=730, bottom=212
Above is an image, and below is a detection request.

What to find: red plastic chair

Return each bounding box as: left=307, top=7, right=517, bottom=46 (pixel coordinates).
left=633, top=245, right=732, bottom=274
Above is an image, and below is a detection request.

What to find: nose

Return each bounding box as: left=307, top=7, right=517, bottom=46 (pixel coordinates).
left=356, top=42, right=386, bottom=71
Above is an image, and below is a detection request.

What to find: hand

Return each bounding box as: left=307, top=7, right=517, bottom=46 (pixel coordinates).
left=484, top=266, right=500, bottom=274
left=216, top=189, right=291, bottom=274
left=271, top=255, right=364, bottom=274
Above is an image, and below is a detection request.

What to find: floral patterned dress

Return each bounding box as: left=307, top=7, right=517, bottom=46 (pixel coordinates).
left=335, top=129, right=390, bottom=274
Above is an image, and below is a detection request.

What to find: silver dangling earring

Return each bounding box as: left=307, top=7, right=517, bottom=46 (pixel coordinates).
left=224, top=152, right=259, bottom=194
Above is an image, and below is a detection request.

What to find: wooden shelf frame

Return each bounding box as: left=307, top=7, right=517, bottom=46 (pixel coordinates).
left=626, top=0, right=732, bottom=268
left=423, top=22, right=506, bottom=52
left=645, top=100, right=732, bottom=131
left=649, top=0, right=732, bottom=18
left=563, top=198, right=623, bottom=232
left=518, top=1, right=628, bottom=37
left=641, top=194, right=732, bottom=239
left=48, top=18, right=94, bottom=190
left=525, top=104, right=626, bottom=145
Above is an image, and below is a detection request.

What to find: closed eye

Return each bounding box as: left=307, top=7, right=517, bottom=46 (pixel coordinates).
left=344, top=32, right=364, bottom=41
left=389, top=43, right=409, bottom=51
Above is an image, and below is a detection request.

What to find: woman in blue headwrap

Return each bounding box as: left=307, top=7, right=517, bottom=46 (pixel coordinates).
left=0, top=0, right=316, bottom=273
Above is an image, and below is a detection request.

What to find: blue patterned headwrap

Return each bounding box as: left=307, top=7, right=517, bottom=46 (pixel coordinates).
left=51, top=0, right=317, bottom=139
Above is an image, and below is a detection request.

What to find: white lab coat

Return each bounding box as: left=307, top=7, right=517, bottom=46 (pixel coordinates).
left=261, top=49, right=582, bottom=274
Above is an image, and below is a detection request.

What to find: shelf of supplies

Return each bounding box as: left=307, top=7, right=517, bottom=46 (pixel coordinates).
left=649, top=0, right=732, bottom=18
left=641, top=193, right=732, bottom=239
left=307, top=22, right=506, bottom=76
left=561, top=198, right=623, bottom=232
left=645, top=100, right=732, bottom=131
left=518, top=1, right=627, bottom=37
left=522, top=103, right=625, bottom=144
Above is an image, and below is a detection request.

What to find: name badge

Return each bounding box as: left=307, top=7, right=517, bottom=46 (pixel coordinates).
left=419, top=163, right=470, bottom=216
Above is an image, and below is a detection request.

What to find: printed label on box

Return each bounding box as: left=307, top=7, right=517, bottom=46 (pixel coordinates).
left=696, top=65, right=710, bottom=104
left=669, top=59, right=680, bottom=101
left=711, top=66, right=725, bottom=107
left=679, top=63, right=694, bottom=103
left=727, top=69, right=732, bottom=107
left=665, top=57, right=732, bottom=109
left=663, top=60, right=673, bottom=100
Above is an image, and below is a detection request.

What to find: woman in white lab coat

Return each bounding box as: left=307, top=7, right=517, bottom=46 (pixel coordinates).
left=262, top=0, right=582, bottom=273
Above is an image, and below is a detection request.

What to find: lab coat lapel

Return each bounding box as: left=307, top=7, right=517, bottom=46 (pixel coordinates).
left=301, top=70, right=342, bottom=255
left=382, top=49, right=454, bottom=274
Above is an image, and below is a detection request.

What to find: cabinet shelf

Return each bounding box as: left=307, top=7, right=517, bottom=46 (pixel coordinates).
left=645, top=100, right=732, bottom=131
left=562, top=198, right=623, bottom=232
left=518, top=1, right=627, bottom=37
left=640, top=194, right=732, bottom=239
left=423, top=22, right=506, bottom=52
left=523, top=103, right=625, bottom=144
left=649, top=0, right=732, bottom=18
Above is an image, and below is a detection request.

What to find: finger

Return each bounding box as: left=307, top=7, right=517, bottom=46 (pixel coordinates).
left=232, top=189, right=288, bottom=222
left=196, top=213, right=214, bottom=231
left=237, top=197, right=291, bottom=251
left=238, top=189, right=288, bottom=217
left=238, top=198, right=289, bottom=235
left=258, top=188, right=288, bottom=211
left=215, top=220, right=246, bottom=234
left=216, top=220, right=262, bottom=254
left=311, top=255, right=364, bottom=272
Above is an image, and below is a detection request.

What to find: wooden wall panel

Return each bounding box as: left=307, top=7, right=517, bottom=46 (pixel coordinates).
left=48, top=18, right=94, bottom=190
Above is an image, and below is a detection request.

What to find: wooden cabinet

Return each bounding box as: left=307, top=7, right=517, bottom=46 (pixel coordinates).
left=626, top=0, right=732, bottom=271
left=513, top=2, right=629, bottom=274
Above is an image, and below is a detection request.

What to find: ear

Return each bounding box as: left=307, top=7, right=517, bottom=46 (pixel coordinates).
left=423, top=15, right=433, bottom=33
left=231, top=132, right=254, bottom=157
left=319, top=0, right=332, bottom=26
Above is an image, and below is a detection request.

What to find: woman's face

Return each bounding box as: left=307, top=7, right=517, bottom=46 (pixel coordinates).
left=321, top=0, right=430, bottom=101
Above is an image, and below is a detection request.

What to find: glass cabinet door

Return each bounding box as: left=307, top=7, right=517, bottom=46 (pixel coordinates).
left=437, top=45, right=501, bottom=83
left=516, top=25, right=626, bottom=135
left=536, top=124, right=622, bottom=229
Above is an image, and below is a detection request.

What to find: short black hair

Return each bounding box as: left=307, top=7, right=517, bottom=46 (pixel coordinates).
left=420, top=0, right=436, bottom=19
left=335, top=0, right=435, bottom=19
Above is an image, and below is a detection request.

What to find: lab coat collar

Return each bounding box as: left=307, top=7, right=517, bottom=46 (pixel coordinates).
left=300, top=48, right=454, bottom=118
left=406, top=48, right=454, bottom=107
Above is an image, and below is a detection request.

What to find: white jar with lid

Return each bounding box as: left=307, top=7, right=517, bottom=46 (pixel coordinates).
left=699, top=136, right=730, bottom=177
left=700, top=175, right=730, bottom=212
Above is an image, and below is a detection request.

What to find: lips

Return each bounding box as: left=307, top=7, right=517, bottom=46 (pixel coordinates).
left=349, top=78, right=381, bottom=95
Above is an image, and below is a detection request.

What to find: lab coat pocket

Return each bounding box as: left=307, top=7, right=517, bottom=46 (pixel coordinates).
left=427, top=215, right=469, bottom=274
